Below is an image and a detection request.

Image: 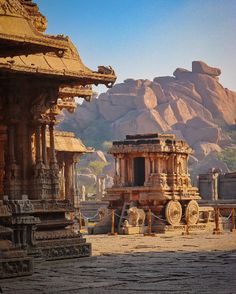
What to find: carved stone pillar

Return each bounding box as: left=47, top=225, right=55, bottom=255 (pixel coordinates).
left=35, top=124, right=42, bottom=165
left=49, top=122, right=59, bottom=200
left=21, top=119, right=29, bottom=195
left=144, top=156, right=151, bottom=184
left=33, top=122, right=48, bottom=200
left=59, top=161, right=65, bottom=200
left=155, top=157, right=159, bottom=173
left=120, top=157, right=126, bottom=186
left=71, top=158, right=76, bottom=204
left=0, top=138, right=5, bottom=197
left=64, top=157, right=73, bottom=203
left=8, top=124, right=16, bottom=164
left=150, top=157, right=155, bottom=174
left=41, top=124, right=47, bottom=167
left=4, top=123, right=21, bottom=199
left=126, top=158, right=132, bottom=185
left=113, top=156, right=121, bottom=186
left=49, top=123, right=57, bottom=165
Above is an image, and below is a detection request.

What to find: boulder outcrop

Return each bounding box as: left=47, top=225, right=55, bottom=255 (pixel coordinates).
left=192, top=61, right=221, bottom=76
left=60, top=61, right=236, bottom=176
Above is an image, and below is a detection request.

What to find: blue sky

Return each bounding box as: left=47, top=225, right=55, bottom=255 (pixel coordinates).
left=35, top=0, right=236, bottom=92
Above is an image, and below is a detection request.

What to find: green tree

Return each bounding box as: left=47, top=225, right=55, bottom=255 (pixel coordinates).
left=217, top=148, right=236, bottom=171
left=88, top=161, right=108, bottom=176
left=102, top=141, right=112, bottom=152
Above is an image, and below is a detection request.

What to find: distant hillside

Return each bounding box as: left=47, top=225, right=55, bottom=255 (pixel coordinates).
left=59, top=61, right=236, bottom=176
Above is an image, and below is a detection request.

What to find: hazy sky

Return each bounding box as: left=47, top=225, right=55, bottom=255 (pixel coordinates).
left=35, top=0, right=236, bottom=92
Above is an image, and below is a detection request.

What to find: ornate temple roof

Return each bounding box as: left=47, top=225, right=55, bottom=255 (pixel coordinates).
left=0, top=0, right=67, bottom=56
left=46, top=131, right=92, bottom=153
left=110, top=133, right=193, bottom=155
left=0, top=0, right=116, bottom=97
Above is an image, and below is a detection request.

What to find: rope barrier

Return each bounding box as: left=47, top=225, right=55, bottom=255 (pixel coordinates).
left=80, top=212, right=100, bottom=220
left=217, top=209, right=233, bottom=223
left=151, top=212, right=168, bottom=223
left=114, top=212, right=121, bottom=219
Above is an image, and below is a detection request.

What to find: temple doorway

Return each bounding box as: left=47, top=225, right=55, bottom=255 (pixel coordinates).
left=133, top=157, right=145, bottom=186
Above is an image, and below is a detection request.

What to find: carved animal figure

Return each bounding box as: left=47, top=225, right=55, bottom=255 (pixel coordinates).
left=127, top=207, right=146, bottom=226
left=97, top=65, right=115, bottom=75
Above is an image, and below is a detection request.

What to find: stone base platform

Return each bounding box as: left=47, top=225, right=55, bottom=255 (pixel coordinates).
left=119, top=226, right=147, bottom=235
left=152, top=222, right=222, bottom=235
left=35, top=242, right=91, bottom=261
left=29, top=200, right=92, bottom=261
left=0, top=256, right=33, bottom=279
left=30, top=232, right=91, bottom=260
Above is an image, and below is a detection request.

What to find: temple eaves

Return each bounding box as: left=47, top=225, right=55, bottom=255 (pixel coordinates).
left=0, top=0, right=117, bottom=97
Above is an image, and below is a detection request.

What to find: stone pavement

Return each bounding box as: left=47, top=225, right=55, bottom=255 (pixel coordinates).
left=1, top=233, right=236, bottom=294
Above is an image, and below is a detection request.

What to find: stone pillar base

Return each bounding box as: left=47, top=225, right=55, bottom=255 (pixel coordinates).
left=0, top=256, right=33, bottom=279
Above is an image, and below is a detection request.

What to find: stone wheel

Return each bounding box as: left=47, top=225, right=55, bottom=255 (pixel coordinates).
left=165, top=200, right=182, bottom=226
left=185, top=200, right=199, bottom=225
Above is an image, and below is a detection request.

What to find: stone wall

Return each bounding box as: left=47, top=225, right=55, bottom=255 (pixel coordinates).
left=198, top=171, right=236, bottom=200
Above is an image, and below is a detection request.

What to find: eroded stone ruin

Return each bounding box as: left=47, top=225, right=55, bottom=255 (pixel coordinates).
left=0, top=0, right=116, bottom=278
left=102, top=133, right=215, bottom=234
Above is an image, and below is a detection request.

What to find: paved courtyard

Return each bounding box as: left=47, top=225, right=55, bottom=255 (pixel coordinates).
left=1, top=233, right=236, bottom=294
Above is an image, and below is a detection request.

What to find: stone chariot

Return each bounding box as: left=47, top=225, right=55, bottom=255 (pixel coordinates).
left=106, top=133, right=201, bottom=228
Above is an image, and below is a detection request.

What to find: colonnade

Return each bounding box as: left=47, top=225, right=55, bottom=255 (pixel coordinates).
left=114, top=153, right=189, bottom=187
left=0, top=111, right=59, bottom=200
left=57, top=153, right=80, bottom=205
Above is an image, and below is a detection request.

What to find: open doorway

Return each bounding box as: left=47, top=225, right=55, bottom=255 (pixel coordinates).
left=133, top=157, right=145, bottom=186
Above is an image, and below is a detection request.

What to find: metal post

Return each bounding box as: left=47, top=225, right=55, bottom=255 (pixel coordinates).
left=108, top=209, right=117, bottom=236
left=111, top=209, right=115, bottom=235
left=231, top=208, right=235, bottom=233
left=148, top=209, right=151, bottom=234
left=183, top=210, right=190, bottom=235
left=78, top=210, right=82, bottom=231
left=144, top=209, right=156, bottom=236
left=213, top=207, right=221, bottom=234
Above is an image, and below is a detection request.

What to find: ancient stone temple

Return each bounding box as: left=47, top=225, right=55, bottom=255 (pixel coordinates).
left=46, top=131, right=91, bottom=204
left=106, top=133, right=201, bottom=231
left=0, top=0, right=116, bottom=278
left=199, top=169, right=236, bottom=200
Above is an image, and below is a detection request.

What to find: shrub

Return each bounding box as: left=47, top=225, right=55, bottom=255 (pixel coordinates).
left=88, top=161, right=108, bottom=176
left=217, top=148, right=236, bottom=171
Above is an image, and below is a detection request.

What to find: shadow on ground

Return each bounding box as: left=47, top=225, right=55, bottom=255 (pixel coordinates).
left=1, top=249, right=236, bottom=294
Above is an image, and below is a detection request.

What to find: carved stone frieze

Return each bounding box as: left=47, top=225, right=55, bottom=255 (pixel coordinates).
left=39, top=243, right=91, bottom=260
left=0, top=0, right=28, bottom=17
left=0, top=257, right=33, bottom=278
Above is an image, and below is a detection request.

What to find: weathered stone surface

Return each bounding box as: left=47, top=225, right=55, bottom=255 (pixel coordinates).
left=192, top=60, right=221, bottom=76
left=1, top=234, right=236, bottom=293
left=61, top=61, right=236, bottom=174
left=192, top=154, right=229, bottom=175
left=112, top=109, right=170, bottom=138
left=150, top=82, right=168, bottom=104
left=193, top=142, right=222, bottom=160
left=165, top=129, right=185, bottom=140
left=97, top=99, right=128, bottom=121
left=153, top=76, right=175, bottom=85
left=187, top=117, right=217, bottom=129
left=134, top=86, right=157, bottom=109
left=184, top=126, right=220, bottom=146
left=189, top=155, right=199, bottom=165
left=110, top=93, right=136, bottom=109
left=173, top=67, right=191, bottom=78
left=170, top=99, right=196, bottom=123
left=157, top=103, right=178, bottom=126
left=74, top=105, right=98, bottom=129
left=163, top=80, right=203, bottom=104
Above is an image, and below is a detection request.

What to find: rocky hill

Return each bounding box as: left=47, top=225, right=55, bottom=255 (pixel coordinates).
left=59, top=61, right=236, bottom=178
